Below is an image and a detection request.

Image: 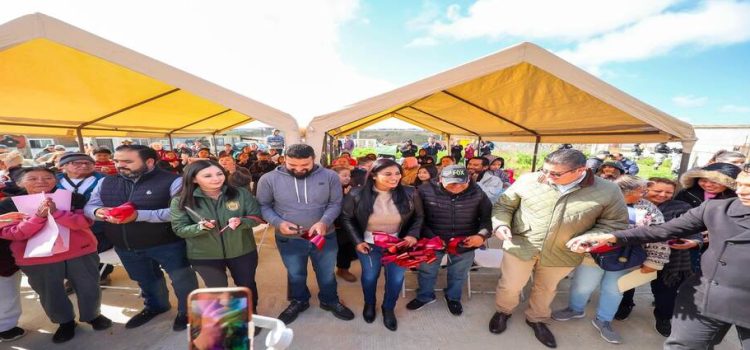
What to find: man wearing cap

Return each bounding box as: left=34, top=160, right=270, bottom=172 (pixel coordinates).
left=266, top=129, right=285, bottom=156
left=56, top=153, right=113, bottom=285
left=596, top=161, right=625, bottom=181
left=488, top=149, right=628, bottom=348
left=407, top=165, right=492, bottom=316
left=585, top=150, right=610, bottom=173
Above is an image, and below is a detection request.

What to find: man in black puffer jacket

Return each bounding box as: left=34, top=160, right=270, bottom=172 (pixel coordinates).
left=406, top=165, right=492, bottom=316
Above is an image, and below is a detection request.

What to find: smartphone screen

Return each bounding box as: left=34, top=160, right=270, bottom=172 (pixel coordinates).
left=188, top=287, right=252, bottom=350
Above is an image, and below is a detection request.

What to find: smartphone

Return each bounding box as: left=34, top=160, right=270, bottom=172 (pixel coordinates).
left=667, top=239, right=686, bottom=245
left=188, top=287, right=253, bottom=350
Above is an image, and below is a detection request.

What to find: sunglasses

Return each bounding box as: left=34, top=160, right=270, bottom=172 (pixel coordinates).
left=541, top=167, right=580, bottom=178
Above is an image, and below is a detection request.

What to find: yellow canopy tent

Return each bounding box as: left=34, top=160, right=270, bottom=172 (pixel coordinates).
left=0, top=13, right=299, bottom=149
left=307, top=42, right=696, bottom=170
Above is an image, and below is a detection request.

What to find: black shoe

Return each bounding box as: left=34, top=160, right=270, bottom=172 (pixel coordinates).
left=0, top=327, right=26, bottom=342
left=382, top=307, right=397, bottom=331
left=526, top=320, right=557, bottom=348
left=173, top=313, right=188, bottom=331
left=278, top=301, right=310, bottom=325
left=405, top=298, right=435, bottom=311
left=125, top=308, right=169, bottom=329
left=445, top=297, right=463, bottom=316
left=363, top=304, right=376, bottom=323
left=655, top=318, right=671, bottom=337
left=489, top=312, right=511, bottom=334
left=86, top=315, right=112, bottom=331
left=52, top=321, right=77, bottom=343
left=614, top=303, right=634, bottom=321
left=320, top=302, right=355, bottom=321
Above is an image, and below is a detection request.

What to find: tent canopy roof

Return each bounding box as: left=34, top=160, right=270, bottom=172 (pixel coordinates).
left=309, top=42, right=695, bottom=148
left=0, top=13, right=299, bottom=139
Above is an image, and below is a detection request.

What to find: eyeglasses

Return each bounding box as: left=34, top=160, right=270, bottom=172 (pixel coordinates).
left=541, top=167, right=580, bottom=178
left=69, top=161, right=93, bottom=167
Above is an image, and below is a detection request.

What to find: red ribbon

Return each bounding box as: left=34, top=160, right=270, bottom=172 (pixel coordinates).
left=447, top=236, right=471, bottom=256
left=297, top=229, right=326, bottom=251
left=106, top=202, right=136, bottom=221
left=589, top=243, right=618, bottom=254
left=372, top=232, right=445, bottom=268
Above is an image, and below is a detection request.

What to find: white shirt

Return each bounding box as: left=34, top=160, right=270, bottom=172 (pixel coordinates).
left=554, top=173, right=586, bottom=194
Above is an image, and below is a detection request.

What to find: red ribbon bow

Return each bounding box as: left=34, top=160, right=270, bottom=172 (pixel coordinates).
left=106, top=202, right=136, bottom=221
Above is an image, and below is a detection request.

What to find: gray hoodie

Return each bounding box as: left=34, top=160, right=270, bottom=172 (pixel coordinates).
left=256, top=165, right=343, bottom=236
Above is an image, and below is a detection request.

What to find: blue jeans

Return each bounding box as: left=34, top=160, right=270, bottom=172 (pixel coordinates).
left=356, top=245, right=405, bottom=310
left=417, top=249, right=474, bottom=302
left=568, top=264, right=632, bottom=321
left=275, top=233, right=339, bottom=305
left=115, top=240, right=198, bottom=315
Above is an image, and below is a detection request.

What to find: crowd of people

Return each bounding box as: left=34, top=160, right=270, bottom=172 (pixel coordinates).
left=0, top=137, right=748, bottom=350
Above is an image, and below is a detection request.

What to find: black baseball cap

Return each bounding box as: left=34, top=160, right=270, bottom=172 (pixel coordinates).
left=440, top=165, right=469, bottom=185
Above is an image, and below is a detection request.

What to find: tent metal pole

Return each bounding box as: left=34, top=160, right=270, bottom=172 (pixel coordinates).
left=531, top=136, right=541, bottom=172
left=76, top=128, right=85, bottom=153
left=167, top=133, right=174, bottom=150
left=78, top=88, right=181, bottom=130
left=678, top=152, right=691, bottom=176
left=211, top=133, right=218, bottom=155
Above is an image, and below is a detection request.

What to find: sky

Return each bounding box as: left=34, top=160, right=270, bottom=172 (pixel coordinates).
left=1, top=0, right=749, bottom=130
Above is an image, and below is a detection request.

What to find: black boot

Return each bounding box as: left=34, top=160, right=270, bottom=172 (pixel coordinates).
left=363, top=304, right=376, bottom=323
left=382, top=307, right=397, bottom=331
left=52, top=321, right=77, bottom=343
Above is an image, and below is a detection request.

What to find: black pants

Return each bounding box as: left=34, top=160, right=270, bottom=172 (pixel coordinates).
left=335, top=227, right=356, bottom=270
left=620, top=271, right=691, bottom=322
left=651, top=270, right=690, bottom=321
left=666, top=275, right=749, bottom=349
left=190, top=251, right=259, bottom=312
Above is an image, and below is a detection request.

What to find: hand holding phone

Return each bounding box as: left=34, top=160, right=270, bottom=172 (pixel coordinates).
left=189, top=287, right=252, bottom=350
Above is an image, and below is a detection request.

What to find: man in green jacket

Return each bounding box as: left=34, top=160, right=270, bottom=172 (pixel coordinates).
left=488, top=148, right=628, bottom=348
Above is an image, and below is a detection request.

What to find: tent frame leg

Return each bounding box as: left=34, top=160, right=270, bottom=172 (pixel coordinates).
left=76, top=128, right=85, bottom=153
left=531, top=136, right=541, bottom=172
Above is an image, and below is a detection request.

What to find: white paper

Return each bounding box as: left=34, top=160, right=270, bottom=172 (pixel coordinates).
left=11, top=190, right=73, bottom=258
left=617, top=269, right=658, bottom=293
left=22, top=213, right=61, bottom=258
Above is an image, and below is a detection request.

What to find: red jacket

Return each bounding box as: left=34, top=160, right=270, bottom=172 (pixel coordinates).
left=0, top=210, right=97, bottom=266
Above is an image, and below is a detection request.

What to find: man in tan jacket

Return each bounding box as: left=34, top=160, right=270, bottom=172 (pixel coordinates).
left=488, top=148, right=628, bottom=348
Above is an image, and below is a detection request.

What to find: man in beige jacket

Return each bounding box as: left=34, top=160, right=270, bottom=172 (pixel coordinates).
left=488, top=148, right=628, bottom=348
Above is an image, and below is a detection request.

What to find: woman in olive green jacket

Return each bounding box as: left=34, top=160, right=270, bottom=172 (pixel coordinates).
left=170, top=160, right=263, bottom=311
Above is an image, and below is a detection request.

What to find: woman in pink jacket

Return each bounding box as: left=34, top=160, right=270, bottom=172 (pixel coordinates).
left=0, top=167, right=111, bottom=343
